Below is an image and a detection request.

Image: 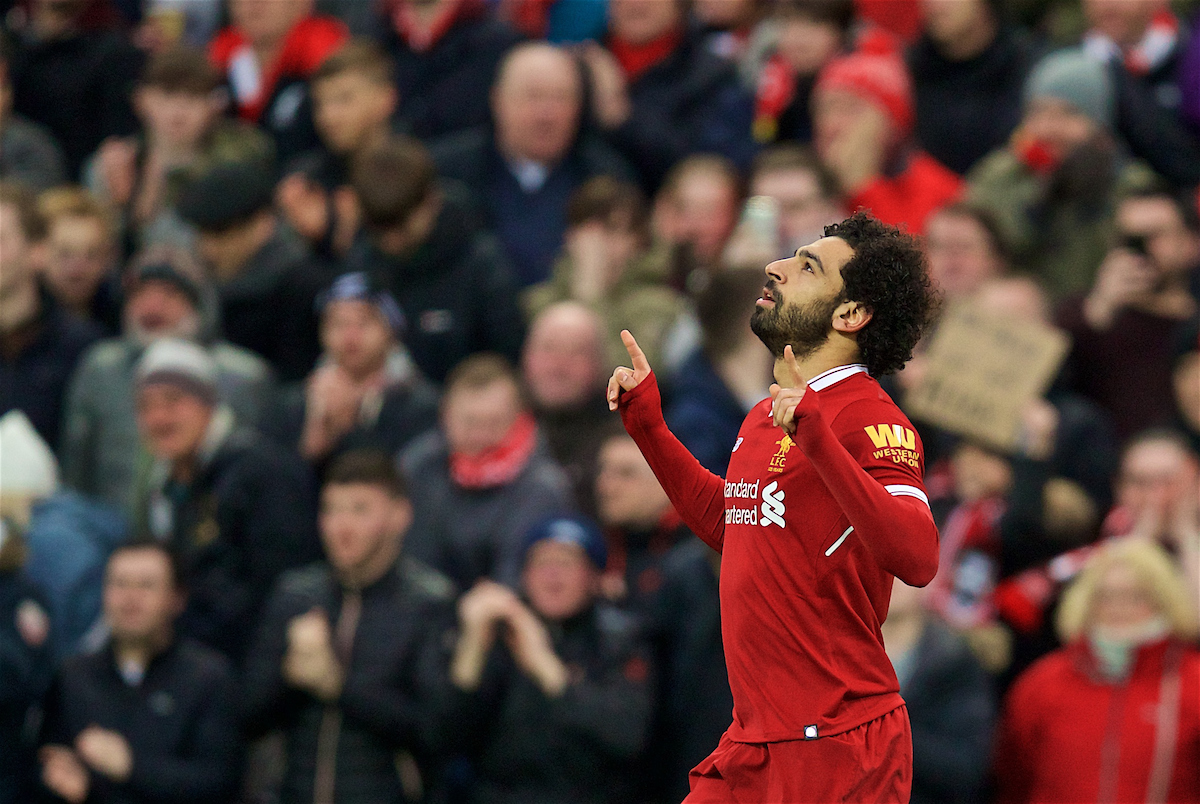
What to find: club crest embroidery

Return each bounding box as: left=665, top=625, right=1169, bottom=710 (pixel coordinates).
left=769, top=434, right=793, bottom=473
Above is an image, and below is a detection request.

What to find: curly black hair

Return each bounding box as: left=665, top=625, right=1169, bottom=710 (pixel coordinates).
left=824, top=211, right=939, bottom=377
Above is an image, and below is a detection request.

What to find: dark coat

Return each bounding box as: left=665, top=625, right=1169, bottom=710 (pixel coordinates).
left=0, top=288, right=103, bottom=453
left=665, top=348, right=748, bottom=476
left=0, top=573, right=53, bottom=804
left=445, top=602, right=656, bottom=804
left=38, top=639, right=241, bottom=804
left=345, top=186, right=525, bottom=383
left=216, top=229, right=326, bottom=383
left=430, top=126, right=636, bottom=286
left=603, top=29, right=756, bottom=191
left=241, top=558, right=457, bottom=804
left=385, top=13, right=524, bottom=143
left=907, top=26, right=1041, bottom=175
left=899, top=620, right=996, bottom=804
left=137, top=423, right=320, bottom=660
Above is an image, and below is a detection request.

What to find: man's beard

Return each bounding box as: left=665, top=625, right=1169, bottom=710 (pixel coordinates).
left=750, top=287, right=842, bottom=360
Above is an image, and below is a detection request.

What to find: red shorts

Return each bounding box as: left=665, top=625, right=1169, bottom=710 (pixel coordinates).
left=683, top=705, right=913, bottom=804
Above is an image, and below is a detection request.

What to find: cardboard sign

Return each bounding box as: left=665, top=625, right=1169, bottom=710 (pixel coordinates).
left=904, top=302, right=1071, bottom=452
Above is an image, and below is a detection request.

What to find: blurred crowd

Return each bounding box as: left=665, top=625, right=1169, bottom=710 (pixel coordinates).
left=0, top=0, right=1198, bottom=802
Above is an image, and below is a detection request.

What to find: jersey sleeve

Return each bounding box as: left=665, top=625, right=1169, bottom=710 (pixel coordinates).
left=790, top=391, right=939, bottom=586
left=831, top=398, right=930, bottom=508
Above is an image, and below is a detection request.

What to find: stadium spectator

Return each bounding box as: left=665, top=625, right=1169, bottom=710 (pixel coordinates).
left=241, top=450, right=456, bottom=804
left=694, top=0, right=767, bottom=69
left=37, top=188, right=121, bottom=334
left=430, top=42, right=635, bottom=287
left=176, top=159, right=326, bottom=382
left=748, top=0, right=856, bottom=146
left=400, top=354, right=573, bottom=590
left=812, top=47, right=963, bottom=234
left=382, top=0, right=523, bottom=142
left=521, top=302, right=612, bottom=518
left=526, top=176, right=686, bottom=371
left=0, top=517, right=53, bottom=804
left=37, top=540, right=242, bottom=804
left=922, top=202, right=1008, bottom=300
left=271, top=272, right=439, bottom=470
left=276, top=39, right=396, bottom=258
left=208, top=0, right=348, bottom=165
left=666, top=268, right=772, bottom=475
left=345, top=136, right=525, bottom=383
left=992, top=538, right=1200, bottom=804
left=967, top=48, right=1159, bottom=302
left=1056, top=188, right=1199, bottom=439
left=0, top=183, right=102, bottom=452
left=1082, top=0, right=1200, bottom=187
left=653, top=154, right=743, bottom=287
left=86, top=45, right=272, bottom=257
left=2, top=410, right=127, bottom=662
left=131, top=338, right=319, bottom=658
left=881, top=580, right=996, bottom=804
left=6, top=0, right=143, bottom=179
left=61, top=246, right=276, bottom=513
left=0, top=40, right=66, bottom=192
left=907, top=0, right=1040, bottom=175
left=578, top=0, right=755, bottom=190
left=445, top=515, right=656, bottom=804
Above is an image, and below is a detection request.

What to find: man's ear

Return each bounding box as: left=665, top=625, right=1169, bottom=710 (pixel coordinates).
left=832, top=300, right=872, bottom=334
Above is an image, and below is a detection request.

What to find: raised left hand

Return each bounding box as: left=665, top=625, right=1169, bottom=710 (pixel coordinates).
left=769, top=345, right=807, bottom=436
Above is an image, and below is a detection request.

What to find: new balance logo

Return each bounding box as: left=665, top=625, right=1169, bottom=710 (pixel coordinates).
left=761, top=481, right=786, bottom=528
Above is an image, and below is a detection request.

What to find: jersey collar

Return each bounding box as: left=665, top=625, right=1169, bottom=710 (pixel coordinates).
left=807, top=364, right=868, bottom=392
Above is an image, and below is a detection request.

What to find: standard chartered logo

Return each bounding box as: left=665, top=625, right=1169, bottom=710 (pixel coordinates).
left=761, top=481, right=786, bottom=528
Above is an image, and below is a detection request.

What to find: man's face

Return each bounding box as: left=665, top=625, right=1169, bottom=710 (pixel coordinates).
left=609, top=0, right=681, bottom=45
left=135, top=87, right=216, bottom=151
left=136, top=384, right=213, bottom=463
left=813, top=88, right=892, bottom=162
left=493, top=49, right=582, bottom=165
left=0, top=203, right=32, bottom=298
left=321, top=299, right=393, bottom=377
left=44, top=215, right=111, bottom=310
left=1115, top=196, right=1200, bottom=278
left=751, top=235, right=854, bottom=358
left=775, top=15, right=842, bottom=76
left=920, top=0, right=990, bottom=46
left=230, top=0, right=310, bottom=44
left=522, top=310, right=603, bottom=409
left=1021, top=97, right=1097, bottom=163
left=522, top=540, right=596, bottom=621
left=596, top=437, right=670, bottom=529
left=1084, top=0, right=1162, bottom=47
left=104, top=548, right=181, bottom=643
left=924, top=210, right=1004, bottom=299
left=751, top=167, right=840, bottom=255
left=319, top=482, right=409, bottom=577
left=124, top=280, right=201, bottom=341
left=312, top=72, right=395, bottom=156
left=442, top=379, right=522, bottom=456
left=666, top=171, right=740, bottom=265
left=1116, top=439, right=1199, bottom=521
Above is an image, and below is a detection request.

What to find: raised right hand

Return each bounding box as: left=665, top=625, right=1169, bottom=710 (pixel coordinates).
left=607, top=330, right=652, bottom=411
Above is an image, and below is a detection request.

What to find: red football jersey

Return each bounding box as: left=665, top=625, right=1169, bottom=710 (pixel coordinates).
left=621, top=364, right=938, bottom=743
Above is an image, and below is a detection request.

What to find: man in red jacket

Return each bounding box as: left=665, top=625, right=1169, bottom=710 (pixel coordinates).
left=608, top=210, right=940, bottom=802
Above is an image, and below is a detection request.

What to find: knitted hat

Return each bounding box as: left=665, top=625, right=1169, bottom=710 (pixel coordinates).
left=0, top=411, right=59, bottom=498
left=126, top=246, right=205, bottom=308
left=316, top=272, right=407, bottom=337
left=521, top=515, right=607, bottom=570
left=136, top=338, right=219, bottom=406
left=815, top=49, right=914, bottom=137
left=1024, top=49, right=1114, bottom=131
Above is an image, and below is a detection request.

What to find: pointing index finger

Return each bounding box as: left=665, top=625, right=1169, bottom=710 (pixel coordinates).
left=780, top=344, right=803, bottom=388
left=621, top=330, right=651, bottom=375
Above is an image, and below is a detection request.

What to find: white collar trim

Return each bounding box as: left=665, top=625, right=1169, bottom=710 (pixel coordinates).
left=807, top=364, right=868, bottom=392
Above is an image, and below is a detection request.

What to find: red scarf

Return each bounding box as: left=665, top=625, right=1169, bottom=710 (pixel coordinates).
left=607, top=26, right=684, bottom=81
left=392, top=0, right=485, bottom=53
left=753, top=53, right=797, bottom=143
left=448, top=412, right=538, bottom=489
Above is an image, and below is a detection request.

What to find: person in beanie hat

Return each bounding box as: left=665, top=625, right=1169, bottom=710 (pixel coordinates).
left=968, top=49, right=1161, bottom=301
left=812, top=46, right=962, bottom=235
left=133, top=338, right=319, bottom=660
left=60, top=245, right=276, bottom=514
left=441, top=512, right=656, bottom=804
left=268, top=271, right=439, bottom=473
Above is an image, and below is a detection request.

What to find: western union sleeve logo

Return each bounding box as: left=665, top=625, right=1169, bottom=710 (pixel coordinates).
left=864, top=424, right=919, bottom=467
